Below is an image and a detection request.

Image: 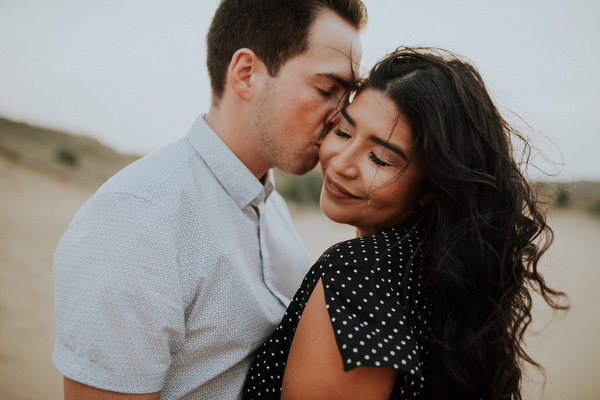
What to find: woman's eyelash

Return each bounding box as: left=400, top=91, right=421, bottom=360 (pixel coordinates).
left=334, top=130, right=392, bottom=167
left=334, top=129, right=351, bottom=138
left=369, top=152, right=391, bottom=167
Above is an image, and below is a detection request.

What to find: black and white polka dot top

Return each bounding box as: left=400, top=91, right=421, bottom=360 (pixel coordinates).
left=243, top=220, right=433, bottom=399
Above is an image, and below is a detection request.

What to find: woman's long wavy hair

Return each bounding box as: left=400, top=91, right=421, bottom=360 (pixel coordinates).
left=360, top=47, right=567, bottom=399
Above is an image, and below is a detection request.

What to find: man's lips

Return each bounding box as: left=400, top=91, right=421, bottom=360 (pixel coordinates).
left=323, top=175, right=360, bottom=199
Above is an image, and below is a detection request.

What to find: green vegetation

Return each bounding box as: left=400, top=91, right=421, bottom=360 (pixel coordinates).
left=0, top=117, right=139, bottom=185
left=56, top=146, right=79, bottom=167
left=274, top=177, right=600, bottom=213
left=537, top=180, right=600, bottom=215
left=274, top=168, right=323, bottom=208
left=2, top=116, right=600, bottom=214
left=553, top=184, right=571, bottom=208
left=590, top=200, right=600, bottom=216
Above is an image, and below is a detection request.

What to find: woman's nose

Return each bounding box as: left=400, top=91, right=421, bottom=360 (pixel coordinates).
left=331, top=147, right=359, bottom=179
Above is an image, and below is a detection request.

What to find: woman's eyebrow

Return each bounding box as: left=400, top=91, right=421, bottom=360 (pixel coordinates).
left=341, top=107, right=408, bottom=160
left=369, top=135, right=408, bottom=160
left=341, top=108, right=356, bottom=127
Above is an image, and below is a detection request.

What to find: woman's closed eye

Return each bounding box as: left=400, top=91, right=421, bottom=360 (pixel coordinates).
left=334, top=128, right=351, bottom=139
left=369, top=152, right=392, bottom=167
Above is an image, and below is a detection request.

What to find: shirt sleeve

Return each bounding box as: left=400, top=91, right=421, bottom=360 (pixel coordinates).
left=320, top=257, right=425, bottom=379
left=52, top=192, right=186, bottom=393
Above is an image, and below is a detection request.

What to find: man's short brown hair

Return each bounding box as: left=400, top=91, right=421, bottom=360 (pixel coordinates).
left=206, top=0, right=367, bottom=100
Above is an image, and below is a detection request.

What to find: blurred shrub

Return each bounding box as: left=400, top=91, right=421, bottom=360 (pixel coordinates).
left=56, top=146, right=79, bottom=168
left=553, top=184, right=571, bottom=208
left=590, top=200, right=600, bottom=215
left=274, top=168, right=323, bottom=207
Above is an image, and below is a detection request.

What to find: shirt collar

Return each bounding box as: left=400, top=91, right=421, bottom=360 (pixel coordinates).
left=186, top=115, right=274, bottom=209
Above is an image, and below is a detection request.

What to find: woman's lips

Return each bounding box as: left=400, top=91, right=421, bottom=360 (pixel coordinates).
left=323, top=175, right=360, bottom=200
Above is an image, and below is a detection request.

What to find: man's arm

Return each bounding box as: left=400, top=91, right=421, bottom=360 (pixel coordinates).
left=54, top=195, right=183, bottom=397
left=64, top=377, right=161, bottom=400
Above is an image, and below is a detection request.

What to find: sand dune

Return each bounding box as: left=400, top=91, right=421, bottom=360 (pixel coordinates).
left=0, top=156, right=95, bottom=399
left=1, top=155, right=599, bottom=399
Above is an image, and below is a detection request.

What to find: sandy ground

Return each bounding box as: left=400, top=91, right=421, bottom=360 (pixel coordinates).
left=1, top=156, right=599, bottom=399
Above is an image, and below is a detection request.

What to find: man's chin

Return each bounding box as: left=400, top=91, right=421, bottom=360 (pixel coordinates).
left=282, top=158, right=319, bottom=176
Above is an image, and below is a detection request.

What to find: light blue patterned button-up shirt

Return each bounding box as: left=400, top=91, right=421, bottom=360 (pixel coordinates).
left=53, top=115, right=310, bottom=399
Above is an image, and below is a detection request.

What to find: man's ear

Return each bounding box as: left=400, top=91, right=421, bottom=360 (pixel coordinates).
left=227, top=48, right=264, bottom=101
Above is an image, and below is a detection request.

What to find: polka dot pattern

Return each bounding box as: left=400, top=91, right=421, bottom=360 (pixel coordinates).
left=243, top=221, right=433, bottom=399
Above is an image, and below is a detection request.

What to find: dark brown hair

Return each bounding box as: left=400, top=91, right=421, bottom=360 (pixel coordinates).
left=362, top=47, right=568, bottom=399
left=206, top=0, right=367, bottom=99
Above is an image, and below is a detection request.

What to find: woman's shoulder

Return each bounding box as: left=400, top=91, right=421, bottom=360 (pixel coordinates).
left=310, top=220, right=429, bottom=321
left=312, top=220, right=432, bottom=381
left=317, top=220, right=425, bottom=269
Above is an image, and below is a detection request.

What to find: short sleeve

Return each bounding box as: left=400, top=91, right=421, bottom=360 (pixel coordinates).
left=319, top=241, right=425, bottom=379
left=53, top=193, right=186, bottom=393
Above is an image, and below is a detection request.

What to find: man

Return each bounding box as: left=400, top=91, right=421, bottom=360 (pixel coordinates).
left=53, top=0, right=365, bottom=399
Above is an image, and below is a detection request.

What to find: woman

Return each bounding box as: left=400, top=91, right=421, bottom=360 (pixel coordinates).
left=242, top=47, right=566, bottom=400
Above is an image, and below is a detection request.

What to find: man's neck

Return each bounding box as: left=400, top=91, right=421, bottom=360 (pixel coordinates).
left=204, top=103, right=271, bottom=180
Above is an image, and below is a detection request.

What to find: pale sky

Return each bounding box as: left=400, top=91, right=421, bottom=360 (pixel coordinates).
left=1, top=1, right=599, bottom=180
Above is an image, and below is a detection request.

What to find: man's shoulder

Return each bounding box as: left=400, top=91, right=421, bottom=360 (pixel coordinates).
left=96, top=137, right=206, bottom=202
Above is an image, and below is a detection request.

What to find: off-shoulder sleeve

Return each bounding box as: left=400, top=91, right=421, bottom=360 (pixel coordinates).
left=317, top=235, right=426, bottom=379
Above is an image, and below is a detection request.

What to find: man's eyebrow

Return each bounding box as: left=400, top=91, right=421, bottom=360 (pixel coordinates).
left=369, top=134, right=408, bottom=160
left=317, top=72, right=353, bottom=90
left=340, top=108, right=356, bottom=127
